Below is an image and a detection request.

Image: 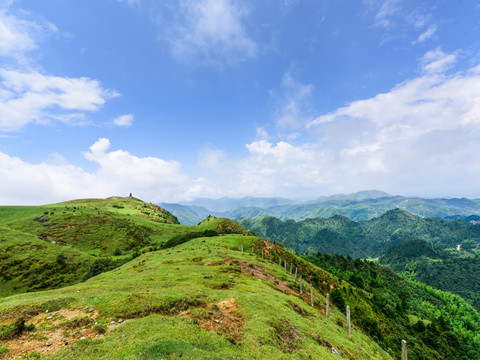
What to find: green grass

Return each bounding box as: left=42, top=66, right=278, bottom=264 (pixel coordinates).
left=0, top=235, right=393, bottom=359
left=0, top=197, right=209, bottom=298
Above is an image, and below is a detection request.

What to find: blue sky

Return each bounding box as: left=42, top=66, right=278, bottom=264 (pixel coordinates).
left=1, top=0, right=480, bottom=204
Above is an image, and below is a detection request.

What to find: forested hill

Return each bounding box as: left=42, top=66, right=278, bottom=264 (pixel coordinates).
left=379, top=239, right=480, bottom=310
left=238, top=209, right=480, bottom=257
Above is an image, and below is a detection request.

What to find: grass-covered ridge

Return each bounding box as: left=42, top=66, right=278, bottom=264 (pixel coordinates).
left=1, top=234, right=392, bottom=360
left=0, top=196, right=185, bottom=298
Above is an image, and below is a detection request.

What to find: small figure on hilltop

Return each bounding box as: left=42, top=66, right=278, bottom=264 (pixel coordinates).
left=129, top=193, right=132, bottom=197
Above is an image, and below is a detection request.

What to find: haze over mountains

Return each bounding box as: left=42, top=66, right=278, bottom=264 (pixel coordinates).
left=161, top=190, right=480, bottom=225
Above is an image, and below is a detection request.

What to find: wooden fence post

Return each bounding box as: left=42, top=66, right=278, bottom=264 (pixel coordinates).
left=300, top=275, right=303, bottom=294
left=294, top=267, right=298, bottom=283
left=289, top=263, right=293, bottom=276
left=402, top=340, right=407, bottom=360
left=326, top=293, right=330, bottom=319
left=284, top=260, right=287, bottom=272
left=278, top=257, right=281, bottom=266
left=262, top=249, right=264, bottom=259
left=346, top=305, right=351, bottom=340
left=241, top=244, right=244, bottom=252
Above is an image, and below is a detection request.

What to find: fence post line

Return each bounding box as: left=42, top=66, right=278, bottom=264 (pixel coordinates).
left=346, top=305, right=351, bottom=340
left=326, top=293, right=330, bottom=319
left=402, top=340, right=407, bottom=360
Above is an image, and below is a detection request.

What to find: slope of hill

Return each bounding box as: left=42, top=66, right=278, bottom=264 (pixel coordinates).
left=0, top=196, right=183, bottom=298
left=0, top=235, right=392, bottom=359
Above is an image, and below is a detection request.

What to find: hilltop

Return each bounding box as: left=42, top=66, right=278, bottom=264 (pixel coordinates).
left=0, top=197, right=479, bottom=359
left=0, top=196, right=180, bottom=298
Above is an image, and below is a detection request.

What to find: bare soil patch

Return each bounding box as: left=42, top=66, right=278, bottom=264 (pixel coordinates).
left=190, top=297, right=244, bottom=344
left=1, top=309, right=108, bottom=360
left=240, top=262, right=296, bottom=295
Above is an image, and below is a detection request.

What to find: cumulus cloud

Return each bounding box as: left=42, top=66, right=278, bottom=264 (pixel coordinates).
left=113, top=113, right=134, bottom=127
left=0, top=4, right=123, bottom=133
left=167, top=0, right=257, bottom=65
left=0, top=138, right=193, bottom=205
left=301, top=50, right=480, bottom=197
left=0, top=69, right=118, bottom=131
left=190, top=49, right=480, bottom=199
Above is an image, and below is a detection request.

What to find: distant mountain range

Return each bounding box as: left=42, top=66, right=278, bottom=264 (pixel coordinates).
left=161, top=190, right=480, bottom=225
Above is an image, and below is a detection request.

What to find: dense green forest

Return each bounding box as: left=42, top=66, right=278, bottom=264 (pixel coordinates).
left=379, top=239, right=480, bottom=309
left=238, top=208, right=480, bottom=257
left=304, top=253, right=480, bottom=360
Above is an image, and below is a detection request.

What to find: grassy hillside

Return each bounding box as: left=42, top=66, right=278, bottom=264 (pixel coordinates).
left=0, top=196, right=186, bottom=298
left=1, top=235, right=394, bottom=360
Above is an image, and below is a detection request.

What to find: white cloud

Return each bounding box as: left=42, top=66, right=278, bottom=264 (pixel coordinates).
left=167, top=0, right=257, bottom=65
left=0, top=69, right=118, bottom=131
left=373, top=0, right=401, bottom=28
left=415, top=24, right=437, bottom=43
left=300, top=51, right=480, bottom=197
left=0, top=138, right=193, bottom=205
left=366, top=0, right=439, bottom=46
left=0, top=4, right=123, bottom=133
left=421, top=47, right=457, bottom=74
left=188, top=50, right=480, bottom=199
left=0, top=6, right=57, bottom=61
left=272, top=72, right=314, bottom=129
left=113, top=113, right=134, bottom=127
